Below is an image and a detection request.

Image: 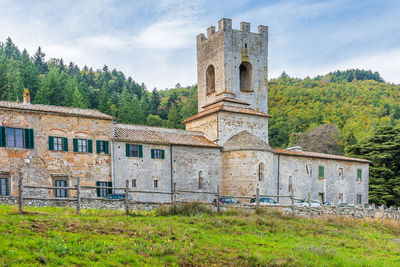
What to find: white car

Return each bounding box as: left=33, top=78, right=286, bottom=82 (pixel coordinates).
left=295, top=200, right=321, bottom=208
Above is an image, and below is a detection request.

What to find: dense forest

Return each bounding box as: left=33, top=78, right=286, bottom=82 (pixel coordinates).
left=1, top=38, right=400, bottom=205
left=0, top=37, right=197, bottom=129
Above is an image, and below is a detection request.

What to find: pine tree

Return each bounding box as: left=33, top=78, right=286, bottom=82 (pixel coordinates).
left=167, top=104, right=183, bottom=129
left=98, top=82, right=111, bottom=115
left=4, top=37, right=21, bottom=60
left=146, top=114, right=165, bottom=127
left=149, top=88, right=160, bottom=115
left=18, top=49, right=40, bottom=99
left=33, top=46, right=49, bottom=74
left=71, top=87, right=87, bottom=108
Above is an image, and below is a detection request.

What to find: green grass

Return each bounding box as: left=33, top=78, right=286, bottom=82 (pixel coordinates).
left=0, top=205, right=400, bottom=266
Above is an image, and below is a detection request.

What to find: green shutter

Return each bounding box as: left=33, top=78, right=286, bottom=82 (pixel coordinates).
left=63, top=138, right=68, bottom=152
left=126, top=144, right=130, bottom=157
left=107, top=181, right=112, bottom=195
left=28, top=129, right=34, bottom=148
left=96, top=140, right=101, bottom=154
left=0, top=126, right=5, bottom=147
left=138, top=144, right=143, bottom=158
left=151, top=149, right=155, bottom=159
left=161, top=149, right=165, bottom=159
left=105, top=141, right=109, bottom=155
left=73, top=138, right=78, bottom=152
left=24, top=128, right=29, bottom=148
left=319, top=166, right=324, bottom=178
left=96, top=181, right=101, bottom=197
left=88, top=140, right=93, bottom=153
left=49, top=136, right=54, bottom=150
left=357, top=169, right=362, bottom=180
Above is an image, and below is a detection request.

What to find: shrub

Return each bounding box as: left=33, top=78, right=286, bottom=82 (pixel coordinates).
left=156, top=202, right=212, bottom=216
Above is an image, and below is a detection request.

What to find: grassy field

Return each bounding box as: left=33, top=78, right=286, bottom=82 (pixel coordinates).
left=0, top=204, right=400, bottom=266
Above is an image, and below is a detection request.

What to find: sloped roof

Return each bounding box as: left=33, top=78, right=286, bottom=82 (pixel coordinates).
left=223, top=131, right=272, bottom=152
left=0, top=101, right=113, bottom=120
left=114, top=124, right=220, bottom=148
left=184, top=102, right=271, bottom=123
left=273, top=148, right=371, bottom=164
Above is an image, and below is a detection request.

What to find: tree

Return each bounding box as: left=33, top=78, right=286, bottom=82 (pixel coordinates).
left=146, top=114, right=165, bottom=127
left=149, top=88, right=160, bottom=115
left=71, top=87, right=87, bottom=108
left=166, top=104, right=183, bottom=129
left=18, top=49, right=40, bottom=99
left=98, top=83, right=111, bottom=115
left=347, top=124, right=400, bottom=206
left=33, top=46, right=48, bottom=74
left=34, top=68, right=61, bottom=105
left=4, top=37, right=20, bottom=60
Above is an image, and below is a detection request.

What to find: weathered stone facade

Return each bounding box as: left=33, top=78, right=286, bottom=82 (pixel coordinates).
left=0, top=102, right=113, bottom=198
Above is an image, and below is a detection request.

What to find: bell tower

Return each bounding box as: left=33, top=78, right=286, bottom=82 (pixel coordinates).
left=196, top=18, right=268, bottom=113
left=185, top=19, right=271, bottom=146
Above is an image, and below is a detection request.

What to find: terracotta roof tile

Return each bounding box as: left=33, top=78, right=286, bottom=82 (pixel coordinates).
left=184, top=103, right=271, bottom=123
left=273, top=148, right=371, bottom=163
left=114, top=124, right=220, bottom=148
left=0, top=101, right=113, bottom=120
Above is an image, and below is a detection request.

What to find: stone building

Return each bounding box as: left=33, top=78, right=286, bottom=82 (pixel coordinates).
left=0, top=89, right=113, bottom=198
left=0, top=18, right=370, bottom=205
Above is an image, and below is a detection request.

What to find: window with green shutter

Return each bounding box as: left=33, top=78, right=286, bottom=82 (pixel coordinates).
left=96, top=140, right=110, bottom=154
left=126, top=144, right=130, bottom=157
left=73, top=138, right=78, bottom=152
left=151, top=149, right=164, bottom=159
left=138, top=144, right=143, bottom=158
left=318, top=165, right=324, bottom=178
left=49, top=136, right=54, bottom=150
left=63, top=138, right=68, bottom=152
left=357, top=169, right=362, bottom=180
left=88, top=140, right=93, bottom=153
left=24, top=129, right=34, bottom=149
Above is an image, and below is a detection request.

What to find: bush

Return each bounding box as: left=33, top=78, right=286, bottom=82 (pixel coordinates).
left=157, top=202, right=212, bottom=216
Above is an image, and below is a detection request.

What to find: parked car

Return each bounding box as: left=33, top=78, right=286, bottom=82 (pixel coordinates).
left=338, top=202, right=352, bottom=207
left=105, top=194, right=132, bottom=200
left=323, top=202, right=334, bottom=206
left=250, top=197, right=277, bottom=206
left=213, top=197, right=241, bottom=205
left=295, top=199, right=321, bottom=208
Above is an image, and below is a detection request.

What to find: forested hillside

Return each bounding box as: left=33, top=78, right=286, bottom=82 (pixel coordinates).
left=0, top=38, right=197, bottom=130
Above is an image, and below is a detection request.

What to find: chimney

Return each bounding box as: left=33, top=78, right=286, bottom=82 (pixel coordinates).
left=23, top=89, right=30, bottom=105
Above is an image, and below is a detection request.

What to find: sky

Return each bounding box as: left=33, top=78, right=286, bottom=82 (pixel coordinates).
left=1, top=0, right=399, bottom=90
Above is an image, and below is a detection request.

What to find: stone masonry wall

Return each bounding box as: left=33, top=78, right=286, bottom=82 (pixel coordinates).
left=274, top=154, right=369, bottom=205
left=0, top=109, right=113, bottom=198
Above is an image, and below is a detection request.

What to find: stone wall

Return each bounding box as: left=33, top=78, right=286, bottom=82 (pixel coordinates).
left=113, top=142, right=222, bottom=203
left=274, top=154, right=369, bottom=204
left=0, top=109, right=113, bottom=198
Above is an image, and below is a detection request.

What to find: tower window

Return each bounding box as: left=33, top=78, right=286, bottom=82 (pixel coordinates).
left=206, top=65, right=215, bottom=94
left=239, top=61, right=253, bottom=92
left=258, top=163, right=265, bottom=182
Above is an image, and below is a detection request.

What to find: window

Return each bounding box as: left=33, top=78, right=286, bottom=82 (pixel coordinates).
left=357, top=194, right=362, bottom=205
left=318, top=165, right=325, bottom=178
left=338, top=194, right=343, bottom=203
left=258, top=163, right=265, bottom=182
left=54, top=137, right=63, bottom=151
left=73, top=138, right=92, bottom=153
left=338, top=167, right=344, bottom=179
left=151, top=149, right=165, bottom=159
left=132, top=179, right=137, bottom=188
left=96, top=181, right=112, bottom=197
left=54, top=180, right=68, bottom=198
left=288, top=176, right=293, bottom=192
left=49, top=136, right=68, bottom=151
left=6, top=128, right=24, bottom=148
left=96, top=140, right=109, bottom=154
left=0, top=127, right=33, bottom=149
left=0, top=177, right=9, bottom=196
left=206, top=65, right=215, bottom=94
left=153, top=179, right=159, bottom=189
left=239, top=61, right=253, bottom=91
left=357, top=169, right=362, bottom=181
left=126, top=144, right=143, bottom=158
left=199, top=171, right=204, bottom=189
left=78, top=139, right=87, bottom=152
left=318, top=192, right=325, bottom=202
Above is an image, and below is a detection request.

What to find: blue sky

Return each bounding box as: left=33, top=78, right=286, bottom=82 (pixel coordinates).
left=1, top=0, right=399, bottom=89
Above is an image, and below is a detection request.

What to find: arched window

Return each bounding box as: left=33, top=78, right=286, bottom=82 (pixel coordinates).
left=206, top=65, right=215, bottom=94
left=288, top=176, right=293, bottom=192
left=239, top=61, right=252, bottom=91
left=258, top=163, right=265, bottom=182
left=198, top=171, right=204, bottom=189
